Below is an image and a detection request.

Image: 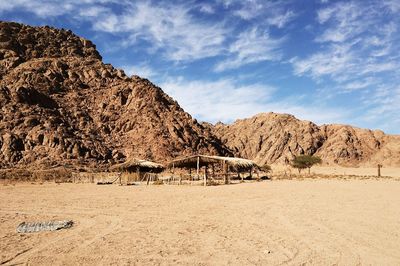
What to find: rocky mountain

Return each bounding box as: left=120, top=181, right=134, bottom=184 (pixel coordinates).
left=0, top=21, right=230, bottom=169
left=1, top=21, right=398, bottom=170
left=211, top=113, right=400, bottom=167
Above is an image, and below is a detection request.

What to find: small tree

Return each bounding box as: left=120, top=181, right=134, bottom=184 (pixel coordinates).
left=291, top=155, right=322, bottom=174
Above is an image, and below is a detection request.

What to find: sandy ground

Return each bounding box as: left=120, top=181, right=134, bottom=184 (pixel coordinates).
left=312, top=166, right=400, bottom=178
left=271, top=166, right=400, bottom=178
left=1, top=180, right=400, bottom=265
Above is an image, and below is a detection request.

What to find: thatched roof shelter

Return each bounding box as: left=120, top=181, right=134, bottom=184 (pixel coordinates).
left=168, top=155, right=258, bottom=172
left=110, top=159, right=165, bottom=173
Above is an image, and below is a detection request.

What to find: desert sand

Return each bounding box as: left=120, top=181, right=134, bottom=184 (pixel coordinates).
left=271, top=166, right=400, bottom=179
left=1, top=180, right=400, bottom=265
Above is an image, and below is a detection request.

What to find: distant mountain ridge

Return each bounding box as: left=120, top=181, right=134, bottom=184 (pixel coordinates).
left=210, top=112, right=400, bottom=167
left=0, top=21, right=399, bottom=169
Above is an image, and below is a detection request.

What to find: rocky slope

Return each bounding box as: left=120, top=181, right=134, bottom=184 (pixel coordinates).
left=0, top=21, right=230, bottom=169
left=212, top=113, right=400, bottom=167
left=1, top=21, right=398, bottom=170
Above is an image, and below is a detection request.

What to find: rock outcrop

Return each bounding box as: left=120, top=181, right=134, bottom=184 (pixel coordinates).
left=211, top=113, right=400, bottom=167
left=1, top=21, right=398, bottom=169
left=0, top=21, right=230, bottom=169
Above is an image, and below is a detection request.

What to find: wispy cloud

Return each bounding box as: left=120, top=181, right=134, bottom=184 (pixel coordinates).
left=120, top=63, right=158, bottom=79
left=291, top=42, right=355, bottom=80
left=267, top=10, right=296, bottom=29
left=215, top=27, right=284, bottom=72
left=160, top=76, right=275, bottom=122
left=290, top=0, right=400, bottom=132
left=160, top=76, right=349, bottom=125
left=91, top=1, right=230, bottom=62
left=293, top=1, right=400, bottom=86
left=361, top=85, right=400, bottom=132
left=226, top=0, right=296, bottom=28
left=0, top=0, right=230, bottom=62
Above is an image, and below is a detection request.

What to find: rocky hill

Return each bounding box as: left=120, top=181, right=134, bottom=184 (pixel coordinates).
left=211, top=113, right=400, bottom=167
left=1, top=21, right=399, bottom=170
left=0, top=21, right=230, bottom=169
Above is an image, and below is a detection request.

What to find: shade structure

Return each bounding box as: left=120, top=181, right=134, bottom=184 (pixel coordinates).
left=110, top=158, right=165, bottom=173
left=168, top=155, right=258, bottom=172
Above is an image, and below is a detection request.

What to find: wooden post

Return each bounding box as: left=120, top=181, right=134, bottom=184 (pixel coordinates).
left=240, top=171, right=243, bottom=182
left=204, top=165, right=208, bottom=186
left=223, top=161, right=228, bottom=184
left=212, top=164, right=215, bottom=179
left=378, top=164, right=382, bottom=177
left=136, top=168, right=140, bottom=182
left=196, top=156, right=200, bottom=178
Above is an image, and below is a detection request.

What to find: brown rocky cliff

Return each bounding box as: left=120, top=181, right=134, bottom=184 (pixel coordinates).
left=211, top=112, right=400, bottom=167
left=1, top=21, right=398, bottom=169
left=0, top=21, right=230, bottom=169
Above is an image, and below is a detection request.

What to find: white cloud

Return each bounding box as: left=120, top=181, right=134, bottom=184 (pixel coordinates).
left=78, top=6, right=110, bottom=18
left=383, top=0, right=400, bottom=13
left=160, top=76, right=349, bottom=125
left=160, top=77, right=275, bottom=122
left=0, top=1, right=229, bottom=62
left=291, top=43, right=355, bottom=80
left=361, top=86, right=400, bottom=133
left=293, top=1, right=400, bottom=90
left=267, top=10, right=296, bottom=29
left=0, top=0, right=115, bottom=17
left=215, top=27, right=283, bottom=72
left=219, top=0, right=296, bottom=28
left=90, top=1, right=229, bottom=62
left=343, top=78, right=375, bottom=91
left=316, top=2, right=367, bottom=43
left=120, top=64, right=157, bottom=79
left=0, top=0, right=73, bottom=17
left=198, top=4, right=215, bottom=14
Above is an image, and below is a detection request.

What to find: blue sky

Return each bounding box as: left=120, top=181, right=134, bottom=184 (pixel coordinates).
left=1, top=0, right=400, bottom=134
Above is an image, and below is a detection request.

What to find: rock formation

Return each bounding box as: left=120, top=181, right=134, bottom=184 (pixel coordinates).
left=0, top=21, right=230, bottom=169
left=1, top=21, right=398, bottom=169
left=211, top=113, right=400, bottom=167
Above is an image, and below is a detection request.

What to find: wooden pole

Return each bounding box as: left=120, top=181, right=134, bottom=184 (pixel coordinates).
left=204, top=165, right=208, bottom=186
left=223, top=161, right=228, bottom=184
left=378, top=164, right=382, bottom=177
left=196, top=156, right=200, bottom=178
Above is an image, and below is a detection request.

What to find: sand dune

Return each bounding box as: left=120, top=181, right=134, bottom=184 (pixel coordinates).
left=1, top=181, right=400, bottom=265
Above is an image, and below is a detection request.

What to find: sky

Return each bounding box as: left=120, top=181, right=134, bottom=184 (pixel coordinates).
left=1, top=0, right=400, bottom=134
